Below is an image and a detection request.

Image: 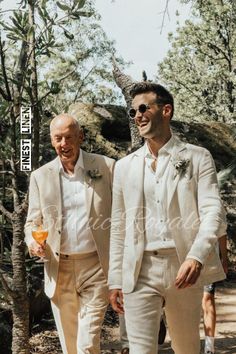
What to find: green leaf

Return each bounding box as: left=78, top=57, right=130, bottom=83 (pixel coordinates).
left=63, top=30, right=74, bottom=40
left=40, top=0, right=48, bottom=8
left=50, top=106, right=59, bottom=115
left=50, top=81, right=60, bottom=94
left=56, top=2, right=71, bottom=12
left=27, top=25, right=35, bottom=39
left=38, top=6, right=47, bottom=23
left=7, top=34, right=21, bottom=41
left=72, top=11, right=93, bottom=18
left=11, top=16, right=24, bottom=32
left=2, top=23, right=15, bottom=32
left=76, top=0, right=86, bottom=9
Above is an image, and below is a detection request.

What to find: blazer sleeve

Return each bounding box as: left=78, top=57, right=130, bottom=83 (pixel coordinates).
left=186, top=149, right=227, bottom=264
left=108, top=161, right=126, bottom=289
left=24, top=171, right=43, bottom=247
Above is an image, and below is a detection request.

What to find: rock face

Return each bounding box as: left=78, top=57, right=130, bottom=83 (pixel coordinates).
left=68, top=102, right=131, bottom=159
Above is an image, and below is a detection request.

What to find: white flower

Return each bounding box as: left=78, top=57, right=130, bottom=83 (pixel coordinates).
left=87, top=169, right=102, bottom=179
left=173, top=158, right=190, bottom=177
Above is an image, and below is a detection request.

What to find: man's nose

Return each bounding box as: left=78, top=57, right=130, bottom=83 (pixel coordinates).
left=135, top=110, right=143, bottom=121
left=61, top=137, right=67, bottom=146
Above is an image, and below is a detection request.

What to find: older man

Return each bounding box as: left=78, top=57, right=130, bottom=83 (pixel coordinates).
left=25, top=114, right=115, bottom=354
left=108, top=82, right=226, bottom=354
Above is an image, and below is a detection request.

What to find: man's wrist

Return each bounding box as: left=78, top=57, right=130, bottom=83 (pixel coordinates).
left=186, top=255, right=203, bottom=266
left=109, top=285, right=122, bottom=290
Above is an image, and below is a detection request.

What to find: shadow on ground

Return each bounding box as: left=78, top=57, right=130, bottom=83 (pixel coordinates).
left=102, top=337, right=236, bottom=354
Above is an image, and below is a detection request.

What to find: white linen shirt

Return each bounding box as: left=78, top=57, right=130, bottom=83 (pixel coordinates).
left=59, top=151, right=96, bottom=254
left=144, top=136, right=176, bottom=251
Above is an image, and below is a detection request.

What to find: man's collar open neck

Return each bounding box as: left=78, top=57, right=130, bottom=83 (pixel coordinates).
left=60, top=150, right=83, bottom=175
left=146, top=132, right=172, bottom=157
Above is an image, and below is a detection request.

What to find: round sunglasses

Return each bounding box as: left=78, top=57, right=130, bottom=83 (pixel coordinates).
left=128, top=104, right=150, bottom=119
left=128, top=102, right=166, bottom=119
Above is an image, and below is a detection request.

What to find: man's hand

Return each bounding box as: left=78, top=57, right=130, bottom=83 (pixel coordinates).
left=29, top=240, right=46, bottom=258
left=175, top=258, right=202, bottom=289
left=109, top=289, right=124, bottom=314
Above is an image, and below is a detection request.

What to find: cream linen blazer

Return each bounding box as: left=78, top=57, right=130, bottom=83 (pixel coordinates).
left=25, top=150, right=115, bottom=298
left=108, top=136, right=226, bottom=293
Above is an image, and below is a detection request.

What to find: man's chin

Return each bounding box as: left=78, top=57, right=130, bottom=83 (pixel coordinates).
left=139, top=130, right=153, bottom=139
left=138, top=128, right=149, bottom=137
left=60, top=155, right=73, bottom=162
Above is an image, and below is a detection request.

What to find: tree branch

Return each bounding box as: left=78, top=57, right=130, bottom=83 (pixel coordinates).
left=208, top=42, right=231, bottom=64
left=174, top=79, right=206, bottom=104
left=0, top=86, right=10, bottom=101
left=0, top=202, right=12, bottom=220
left=160, top=0, right=170, bottom=34
left=35, top=68, right=77, bottom=106
left=193, top=29, right=231, bottom=65
left=73, top=66, right=95, bottom=103
left=0, top=170, right=14, bottom=176
left=0, top=271, right=14, bottom=301
left=0, top=35, right=12, bottom=101
left=10, top=157, right=20, bottom=208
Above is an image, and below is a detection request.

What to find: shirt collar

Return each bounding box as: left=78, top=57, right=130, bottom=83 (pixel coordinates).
left=59, top=149, right=84, bottom=175
left=145, top=134, right=175, bottom=159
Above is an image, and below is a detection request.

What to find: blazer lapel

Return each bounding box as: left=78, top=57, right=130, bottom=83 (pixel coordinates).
left=166, top=139, right=187, bottom=209
left=48, top=157, right=63, bottom=230
left=82, top=150, right=95, bottom=218
left=131, top=146, right=145, bottom=239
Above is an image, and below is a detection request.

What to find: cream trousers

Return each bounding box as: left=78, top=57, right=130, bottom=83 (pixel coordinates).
left=124, top=249, right=203, bottom=354
left=51, top=251, right=108, bottom=354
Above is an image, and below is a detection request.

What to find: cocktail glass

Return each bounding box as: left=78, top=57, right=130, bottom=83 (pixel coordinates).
left=32, top=224, right=49, bottom=263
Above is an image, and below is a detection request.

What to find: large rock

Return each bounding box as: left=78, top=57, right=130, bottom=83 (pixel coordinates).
left=69, top=102, right=130, bottom=159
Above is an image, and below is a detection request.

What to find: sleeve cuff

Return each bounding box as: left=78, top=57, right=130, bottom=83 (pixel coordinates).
left=186, top=255, right=203, bottom=265
left=109, top=285, right=122, bottom=290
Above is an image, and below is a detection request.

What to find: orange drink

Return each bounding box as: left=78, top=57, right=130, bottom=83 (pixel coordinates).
left=32, top=230, right=48, bottom=245
left=31, top=223, right=49, bottom=263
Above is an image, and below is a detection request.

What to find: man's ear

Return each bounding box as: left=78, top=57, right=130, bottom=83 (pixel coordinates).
left=163, top=104, right=172, bottom=120
left=78, top=128, right=84, bottom=144
left=50, top=135, right=55, bottom=148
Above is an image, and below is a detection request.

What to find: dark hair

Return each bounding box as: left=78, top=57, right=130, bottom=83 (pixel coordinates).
left=130, top=82, right=174, bottom=118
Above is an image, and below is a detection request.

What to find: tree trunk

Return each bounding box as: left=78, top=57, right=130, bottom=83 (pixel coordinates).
left=28, top=0, right=40, bottom=169
left=11, top=209, right=29, bottom=354
left=112, top=60, right=143, bottom=150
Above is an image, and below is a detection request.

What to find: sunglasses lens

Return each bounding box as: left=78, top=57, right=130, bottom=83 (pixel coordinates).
left=139, top=104, right=147, bottom=113
left=129, top=108, right=136, bottom=118
left=129, top=104, right=148, bottom=118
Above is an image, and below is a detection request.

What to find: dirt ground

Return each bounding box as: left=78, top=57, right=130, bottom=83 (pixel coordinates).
left=30, top=280, right=236, bottom=354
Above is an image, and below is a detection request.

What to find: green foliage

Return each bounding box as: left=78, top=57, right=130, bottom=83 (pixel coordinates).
left=0, top=0, right=124, bottom=118
left=1, top=10, right=29, bottom=41
left=0, top=0, right=124, bottom=179
left=158, top=0, right=236, bottom=123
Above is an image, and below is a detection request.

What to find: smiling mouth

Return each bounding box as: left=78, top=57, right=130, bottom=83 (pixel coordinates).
left=61, top=149, right=71, bottom=155
left=139, top=121, right=149, bottom=128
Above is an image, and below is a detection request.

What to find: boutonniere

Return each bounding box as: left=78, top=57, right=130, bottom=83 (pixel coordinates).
left=173, top=158, right=190, bottom=177
left=87, top=169, right=102, bottom=179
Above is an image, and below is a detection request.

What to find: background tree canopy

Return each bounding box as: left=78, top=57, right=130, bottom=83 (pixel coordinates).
left=158, top=0, right=236, bottom=123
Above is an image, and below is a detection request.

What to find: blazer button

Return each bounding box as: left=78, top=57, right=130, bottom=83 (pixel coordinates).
left=153, top=251, right=158, bottom=256
left=55, top=252, right=59, bottom=256
left=58, top=230, right=61, bottom=234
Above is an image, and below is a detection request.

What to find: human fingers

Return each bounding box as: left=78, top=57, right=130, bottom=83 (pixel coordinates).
left=109, top=289, right=124, bottom=314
